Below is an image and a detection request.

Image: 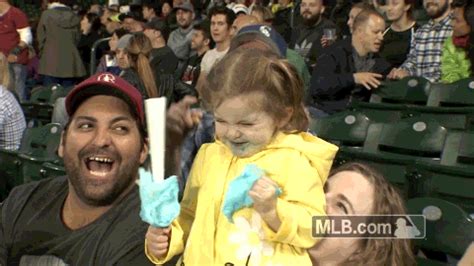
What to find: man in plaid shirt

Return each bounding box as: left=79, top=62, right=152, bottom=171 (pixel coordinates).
left=0, top=86, right=26, bottom=151
left=388, top=0, right=453, bottom=83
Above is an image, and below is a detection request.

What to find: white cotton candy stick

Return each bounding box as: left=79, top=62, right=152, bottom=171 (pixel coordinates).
left=145, top=97, right=167, bottom=182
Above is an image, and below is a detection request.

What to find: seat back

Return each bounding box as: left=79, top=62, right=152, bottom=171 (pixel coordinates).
left=364, top=117, right=447, bottom=159
left=427, top=78, right=474, bottom=107
left=371, top=76, right=431, bottom=105
left=310, top=110, right=372, bottom=147
left=407, top=197, right=474, bottom=258
left=26, top=123, right=63, bottom=159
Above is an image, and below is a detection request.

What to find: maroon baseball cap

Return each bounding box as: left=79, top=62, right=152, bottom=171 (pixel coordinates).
left=66, top=73, right=144, bottom=124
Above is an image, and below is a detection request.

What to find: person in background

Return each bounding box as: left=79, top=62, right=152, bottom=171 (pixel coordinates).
left=96, top=28, right=130, bottom=75
left=251, top=5, right=274, bottom=26
left=388, top=0, right=453, bottom=82
left=290, top=0, right=336, bottom=70
left=180, top=20, right=213, bottom=86
left=161, top=0, right=173, bottom=19
left=0, top=52, right=26, bottom=151
left=78, top=12, right=105, bottom=75
left=347, top=2, right=372, bottom=35
left=118, top=33, right=159, bottom=99
left=440, top=0, right=474, bottom=82
left=167, top=2, right=196, bottom=61
left=0, top=0, right=33, bottom=102
left=379, top=0, right=417, bottom=68
left=310, top=9, right=391, bottom=116
left=37, top=0, right=86, bottom=87
left=143, top=1, right=161, bottom=22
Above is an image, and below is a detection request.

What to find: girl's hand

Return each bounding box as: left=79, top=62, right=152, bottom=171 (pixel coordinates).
left=249, top=176, right=279, bottom=216
left=146, top=226, right=171, bottom=258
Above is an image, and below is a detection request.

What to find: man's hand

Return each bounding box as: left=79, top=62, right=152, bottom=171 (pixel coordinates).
left=387, top=68, right=409, bottom=80
left=7, top=54, right=18, bottom=63
left=146, top=226, right=171, bottom=258
left=166, top=96, right=202, bottom=148
left=353, top=72, right=383, bottom=90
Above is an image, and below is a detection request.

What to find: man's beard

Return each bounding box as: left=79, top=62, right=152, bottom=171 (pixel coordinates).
left=64, top=146, right=141, bottom=207
left=425, top=1, right=449, bottom=19
left=303, top=12, right=321, bottom=26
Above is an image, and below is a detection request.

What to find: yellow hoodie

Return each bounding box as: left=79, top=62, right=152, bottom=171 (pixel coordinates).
left=147, top=132, right=338, bottom=265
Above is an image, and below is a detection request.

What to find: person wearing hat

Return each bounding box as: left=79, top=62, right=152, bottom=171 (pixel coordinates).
left=0, top=73, right=171, bottom=265
left=167, top=1, right=196, bottom=61
left=119, top=11, right=146, bottom=32
left=144, top=18, right=179, bottom=76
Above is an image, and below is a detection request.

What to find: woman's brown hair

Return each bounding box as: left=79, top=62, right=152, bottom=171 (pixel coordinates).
left=203, top=48, right=309, bottom=132
left=329, top=162, right=416, bottom=266
left=126, top=33, right=159, bottom=98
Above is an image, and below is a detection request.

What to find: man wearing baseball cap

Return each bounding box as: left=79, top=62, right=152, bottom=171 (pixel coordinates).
left=167, top=1, right=196, bottom=61
left=0, top=73, right=175, bottom=265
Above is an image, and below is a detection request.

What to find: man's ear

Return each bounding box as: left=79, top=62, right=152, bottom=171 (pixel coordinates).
left=321, top=5, right=326, bottom=15
left=58, top=132, right=66, bottom=158
left=139, top=138, right=149, bottom=165
left=204, top=38, right=210, bottom=47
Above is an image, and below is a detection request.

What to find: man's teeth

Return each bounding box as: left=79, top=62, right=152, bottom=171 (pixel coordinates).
left=88, top=157, right=113, bottom=163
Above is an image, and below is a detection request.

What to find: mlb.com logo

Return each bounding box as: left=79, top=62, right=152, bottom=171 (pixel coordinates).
left=312, top=215, right=426, bottom=239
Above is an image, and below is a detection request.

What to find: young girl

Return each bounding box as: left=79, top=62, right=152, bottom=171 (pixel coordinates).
left=145, top=48, right=338, bottom=265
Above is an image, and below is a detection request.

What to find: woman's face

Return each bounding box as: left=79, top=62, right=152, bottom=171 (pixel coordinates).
left=80, top=16, right=91, bottom=33
left=109, top=33, right=119, bottom=52
left=116, top=48, right=130, bottom=69
left=309, top=171, right=375, bottom=264
left=452, top=7, right=471, bottom=37
left=162, top=3, right=172, bottom=17
left=386, top=0, right=410, bottom=22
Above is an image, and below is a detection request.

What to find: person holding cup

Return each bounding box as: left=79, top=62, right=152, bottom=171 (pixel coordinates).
left=289, top=0, right=336, bottom=71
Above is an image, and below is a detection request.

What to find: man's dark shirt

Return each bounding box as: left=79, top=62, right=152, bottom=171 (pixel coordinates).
left=150, top=46, right=179, bottom=76
left=310, top=38, right=391, bottom=114
left=0, top=176, right=155, bottom=266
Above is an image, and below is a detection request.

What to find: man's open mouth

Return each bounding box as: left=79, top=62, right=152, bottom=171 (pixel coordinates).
left=84, top=156, right=116, bottom=177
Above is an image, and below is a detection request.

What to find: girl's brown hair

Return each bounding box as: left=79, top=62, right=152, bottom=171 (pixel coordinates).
left=0, top=53, right=11, bottom=91
left=203, top=48, right=309, bottom=132
left=126, top=33, right=159, bottom=98
left=329, top=162, right=416, bottom=266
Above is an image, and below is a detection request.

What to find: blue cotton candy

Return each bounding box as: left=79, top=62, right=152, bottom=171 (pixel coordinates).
left=139, top=168, right=180, bottom=227
left=222, top=164, right=282, bottom=223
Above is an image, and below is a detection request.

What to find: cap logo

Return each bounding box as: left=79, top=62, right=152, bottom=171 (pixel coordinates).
left=97, top=73, right=116, bottom=83
left=259, top=25, right=271, bottom=38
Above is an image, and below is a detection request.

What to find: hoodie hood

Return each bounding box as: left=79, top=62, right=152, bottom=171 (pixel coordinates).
left=46, top=5, right=80, bottom=29
left=216, top=132, right=339, bottom=183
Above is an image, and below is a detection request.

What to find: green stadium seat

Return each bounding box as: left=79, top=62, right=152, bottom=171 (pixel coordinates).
left=336, top=117, right=448, bottom=192
left=349, top=101, right=408, bottom=123
left=407, top=106, right=474, bottom=131
left=370, top=76, right=431, bottom=105
left=40, top=161, right=66, bottom=179
left=17, top=123, right=63, bottom=184
left=310, top=110, right=373, bottom=147
left=407, top=197, right=474, bottom=260
left=407, top=132, right=474, bottom=212
left=427, top=78, right=474, bottom=107
left=21, top=84, right=71, bottom=125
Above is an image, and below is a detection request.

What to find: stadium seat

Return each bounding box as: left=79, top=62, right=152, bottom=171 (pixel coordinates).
left=17, top=123, right=63, bottom=184
left=40, top=161, right=66, bottom=179
left=407, top=197, right=474, bottom=260
left=21, top=84, right=71, bottom=125
left=310, top=110, right=373, bottom=147
left=427, top=78, right=474, bottom=107
left=336, top=117, right=448, bottom=192
left=370, top=76, right=431, bottom=105
left=349, top=101, right=408, bottom=123
left=407, top=132, right=474, bottom=212
left=407, top=106, right=474, bottom=131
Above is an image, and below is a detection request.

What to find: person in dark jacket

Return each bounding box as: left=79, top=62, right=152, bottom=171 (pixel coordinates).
left=37, top=0, right=86, bottom=86
left=309, top=8, right=391, bottom=116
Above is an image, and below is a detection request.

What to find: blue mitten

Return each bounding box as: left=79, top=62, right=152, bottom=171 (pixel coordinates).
left=139, top=168, right=180, bottom=227
left=222, top=164, right=282, bottom=222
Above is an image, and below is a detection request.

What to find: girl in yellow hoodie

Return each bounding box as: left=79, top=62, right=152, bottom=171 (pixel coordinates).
left=145, top=48, right=338, bottom=266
